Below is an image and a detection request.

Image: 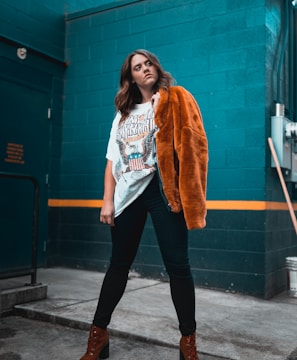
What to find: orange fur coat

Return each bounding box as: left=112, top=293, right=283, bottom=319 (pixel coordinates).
left=154, top=86, right=208, bottom=230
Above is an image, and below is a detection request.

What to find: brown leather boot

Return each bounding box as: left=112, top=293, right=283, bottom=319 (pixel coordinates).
left=80, top=325, right=109, bottom=360
left=179, top=333, right=199, bottom=360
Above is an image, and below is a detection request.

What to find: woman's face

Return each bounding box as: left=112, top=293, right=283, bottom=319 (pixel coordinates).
left=130, top=54, right=158, bottom=92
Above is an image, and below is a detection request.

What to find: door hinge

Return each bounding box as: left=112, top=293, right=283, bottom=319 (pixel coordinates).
left=48, top=108, right=51, bottom=119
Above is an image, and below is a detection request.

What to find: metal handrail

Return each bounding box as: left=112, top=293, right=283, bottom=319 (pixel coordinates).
left=0, top=172, right=40, bottom=285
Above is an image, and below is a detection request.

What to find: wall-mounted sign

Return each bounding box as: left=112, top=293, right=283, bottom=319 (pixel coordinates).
left=4, top=142, right=25, bottom=165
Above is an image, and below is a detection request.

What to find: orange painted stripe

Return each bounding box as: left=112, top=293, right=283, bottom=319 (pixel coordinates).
left=48, top=199, right=297, bottom=211
left=206, top=200, right=296, bottom=210
left=48, top=199, right=103, bottom=208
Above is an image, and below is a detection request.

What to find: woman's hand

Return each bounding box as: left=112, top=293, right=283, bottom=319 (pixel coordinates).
left=151, top=92, right=160, bottom=112
left=100, top=199, right=115, bottom=226
left=100, top=160, right=116, bottom=226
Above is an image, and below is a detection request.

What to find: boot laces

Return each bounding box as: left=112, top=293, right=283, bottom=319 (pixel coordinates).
left=87, top=327, right=100, bottom=355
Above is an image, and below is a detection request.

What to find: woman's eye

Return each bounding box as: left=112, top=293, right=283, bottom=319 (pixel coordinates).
left=135, top=65, right=141, bottom=71
left=146, top=61, right=152, bottom=66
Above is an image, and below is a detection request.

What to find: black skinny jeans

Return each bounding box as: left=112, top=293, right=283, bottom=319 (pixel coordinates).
left=93, top=174, right=196, bottom=336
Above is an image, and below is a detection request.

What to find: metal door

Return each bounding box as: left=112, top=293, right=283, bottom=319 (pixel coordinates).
left=0, top=67, right=50, bottom=275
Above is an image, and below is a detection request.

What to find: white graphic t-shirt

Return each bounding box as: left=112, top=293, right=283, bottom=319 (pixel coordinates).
left=106, top=102, right=158, bottom=217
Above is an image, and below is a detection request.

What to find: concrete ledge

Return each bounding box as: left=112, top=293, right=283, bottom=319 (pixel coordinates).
left=1, top=284, right=47, bottom=314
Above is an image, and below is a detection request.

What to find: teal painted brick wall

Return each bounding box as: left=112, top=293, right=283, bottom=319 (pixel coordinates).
left=2, top=0, right=293, bottom=297
left=62, top=0, right=268, bottom=202
left=50, top=0, right=296, bottom=299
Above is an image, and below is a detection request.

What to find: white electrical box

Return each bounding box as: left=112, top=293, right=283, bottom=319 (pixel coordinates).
left=271, top=115, right=292, bottom=170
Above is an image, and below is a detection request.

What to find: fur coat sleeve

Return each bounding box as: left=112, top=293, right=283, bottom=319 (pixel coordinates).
left=154, top=86, right=208, bottom=230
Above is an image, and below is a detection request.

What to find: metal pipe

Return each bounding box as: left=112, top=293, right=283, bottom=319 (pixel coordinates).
left=293, top=5, right=297, bottom=122
left=268, top=138, right=297, bottom=235
left=289, top=1, right=295, bottom=120
left=276, top=0, right=289, bottom=104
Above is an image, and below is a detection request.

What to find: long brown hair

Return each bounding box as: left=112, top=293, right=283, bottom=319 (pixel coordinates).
left=115, top=49, right=173, bottom=121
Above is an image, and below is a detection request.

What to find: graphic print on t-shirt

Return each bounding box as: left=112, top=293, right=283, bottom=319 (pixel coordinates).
left=106, top=102, right=158, bottom=216
left=115, top=107, right=157, bottom=181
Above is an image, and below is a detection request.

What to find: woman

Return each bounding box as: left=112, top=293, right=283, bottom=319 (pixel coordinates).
left=80, top=49, right=208, bottom=360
